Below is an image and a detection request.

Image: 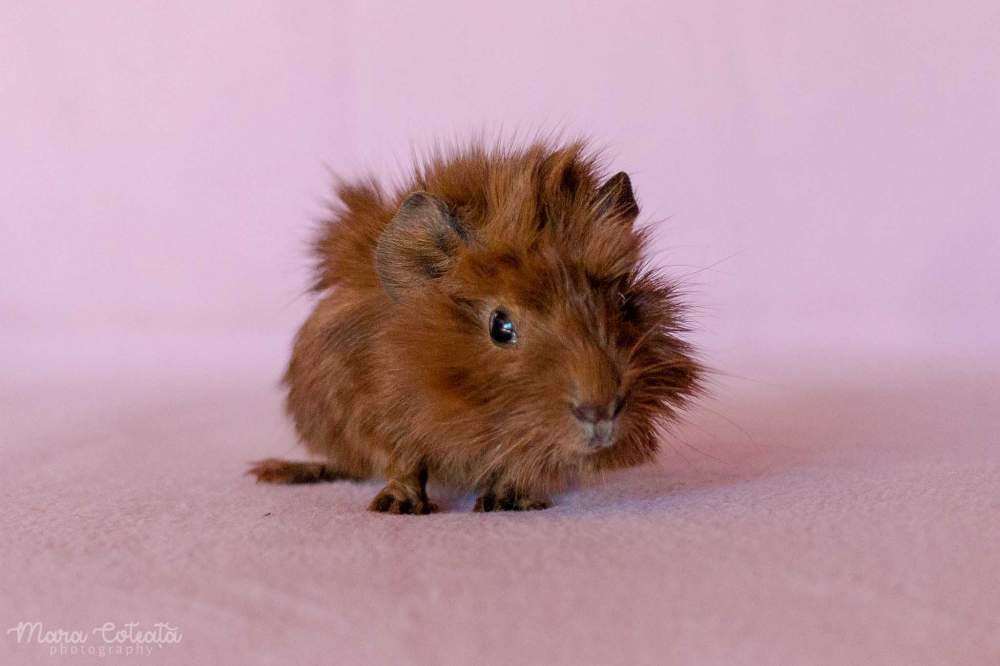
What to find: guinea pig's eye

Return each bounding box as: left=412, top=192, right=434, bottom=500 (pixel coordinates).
left=489, top=309, right=517, bottom=345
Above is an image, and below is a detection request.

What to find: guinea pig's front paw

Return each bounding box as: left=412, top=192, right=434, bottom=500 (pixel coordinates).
left=474, top=491, right=551, bottom=512
left=368, top=485, right=438, bottom=515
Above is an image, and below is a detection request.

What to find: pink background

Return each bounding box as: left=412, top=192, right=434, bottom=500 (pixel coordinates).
left=3, top=2, right=999, bottom=664
left=4, top=1, right=998, bottom=361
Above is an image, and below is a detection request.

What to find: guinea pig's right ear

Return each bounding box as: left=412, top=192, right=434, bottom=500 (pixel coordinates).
left=375, top=191, right=471, bottom=301
left=593, top=171, right=639, bottom=222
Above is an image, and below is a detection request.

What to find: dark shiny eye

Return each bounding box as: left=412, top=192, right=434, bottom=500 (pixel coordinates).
left=489, top=309, right=517, bottom=345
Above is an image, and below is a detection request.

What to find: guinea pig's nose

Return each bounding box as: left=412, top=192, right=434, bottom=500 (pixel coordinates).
left=571, top=399, right=621, bottom=449
left=570, top=398, right=621, bottom=424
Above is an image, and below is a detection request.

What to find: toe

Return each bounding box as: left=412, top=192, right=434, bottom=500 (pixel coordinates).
left=474, top=494, right=496, bottom=512
left=370, top=493, right=395, bottom=512
left=517, top=498, right=551, bottom=511
left=497, top=494, right=517, bottom=511
left=415, top=500, right=438, bottom=515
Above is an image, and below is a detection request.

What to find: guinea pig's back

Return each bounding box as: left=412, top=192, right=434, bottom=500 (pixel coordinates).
left=284, top=289, right=388, bottom=476
left=310, top=179, right=394, bottom=295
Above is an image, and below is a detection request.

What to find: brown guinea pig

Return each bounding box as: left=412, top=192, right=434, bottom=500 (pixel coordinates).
left=249, top=140, right=701, bottom=514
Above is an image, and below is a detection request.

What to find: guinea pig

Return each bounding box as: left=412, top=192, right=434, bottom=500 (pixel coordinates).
left=249, top=140, right=701, bottom=513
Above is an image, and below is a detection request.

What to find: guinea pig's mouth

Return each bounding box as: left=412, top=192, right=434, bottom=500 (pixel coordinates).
left=581, top=419, right=616, bottom=451
left=573, top=417, right=618, bottom=454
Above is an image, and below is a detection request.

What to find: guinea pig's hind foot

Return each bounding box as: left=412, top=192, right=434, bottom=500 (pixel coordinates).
left=247, top=458, right=358, bottom=484
left=474, top=490, right=551, bottom=512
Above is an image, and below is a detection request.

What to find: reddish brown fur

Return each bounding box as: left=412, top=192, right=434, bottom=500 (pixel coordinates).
left=252, top=140, right=701, bottom=513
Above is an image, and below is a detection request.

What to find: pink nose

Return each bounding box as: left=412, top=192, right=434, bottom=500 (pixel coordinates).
left=571, top=399, right=622, bottom=449
left=570, top=399, right=621, bottom=424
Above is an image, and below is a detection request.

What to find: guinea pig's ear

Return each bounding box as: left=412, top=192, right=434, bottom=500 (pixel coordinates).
left=593, top=171, right=639, bottom=221
left=376, top=191, right=470, bottom=301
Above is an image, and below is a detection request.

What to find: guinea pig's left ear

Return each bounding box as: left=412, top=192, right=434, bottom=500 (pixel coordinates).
left=376, top=191, right=471, bottom=301
left=593, top=171, right=639, bottom=221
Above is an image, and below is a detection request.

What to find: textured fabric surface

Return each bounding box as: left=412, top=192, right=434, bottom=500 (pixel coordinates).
left=3, top=336, right=998, bottom=665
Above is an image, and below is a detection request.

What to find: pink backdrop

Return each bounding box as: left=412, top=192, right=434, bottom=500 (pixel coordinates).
left=3, top=3, right=1000, bottom=664
left=4, top=1, right=998, bottom=364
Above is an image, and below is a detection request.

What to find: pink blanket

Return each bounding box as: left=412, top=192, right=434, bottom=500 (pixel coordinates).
left=4, top=335, right=998, bottom=664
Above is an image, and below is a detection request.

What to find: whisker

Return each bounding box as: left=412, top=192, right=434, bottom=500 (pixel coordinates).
left=627, top=324, right=663, bottom=362
left=668, top=433, right=725, bottom=463
left=691, top=402, right=761, bottom=450
left=674, top=251, right=743, bottom=281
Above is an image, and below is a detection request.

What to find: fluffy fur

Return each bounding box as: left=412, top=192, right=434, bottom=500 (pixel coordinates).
left=250, top=140, right=701, bottom=513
